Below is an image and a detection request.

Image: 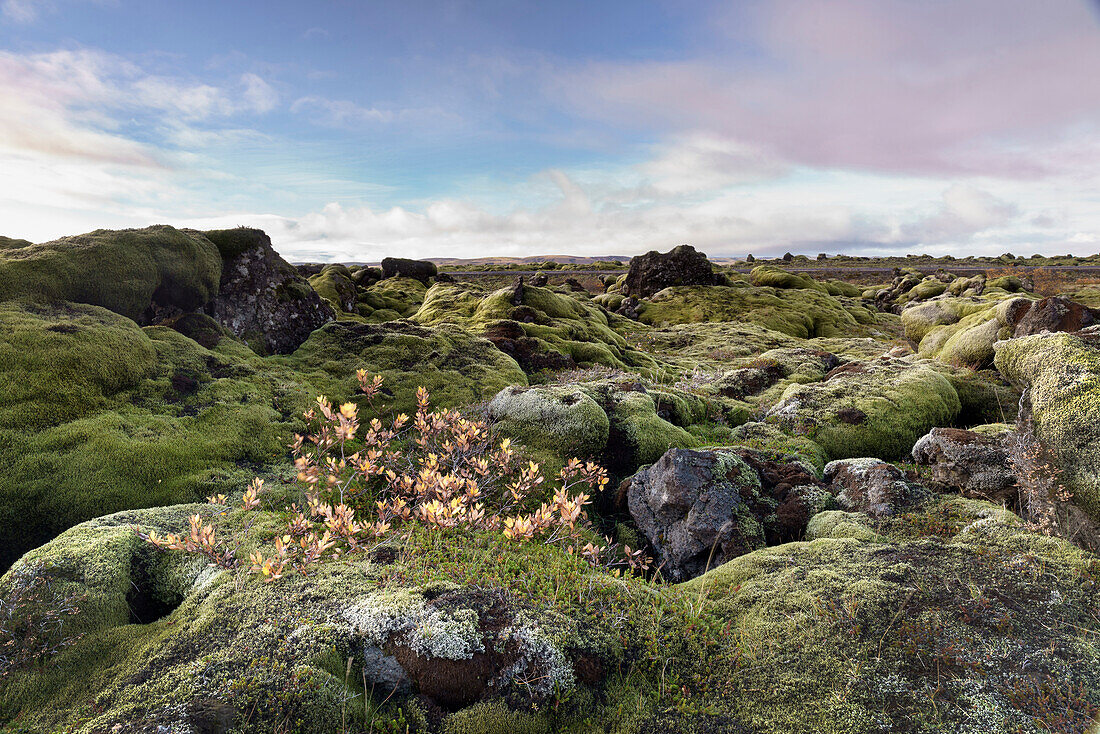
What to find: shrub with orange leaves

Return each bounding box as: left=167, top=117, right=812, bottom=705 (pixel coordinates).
left=139, top=373, right=648, bottom=582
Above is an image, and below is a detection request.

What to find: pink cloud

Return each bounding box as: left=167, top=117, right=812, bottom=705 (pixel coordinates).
left=559, top=0, right=1100, bottom=178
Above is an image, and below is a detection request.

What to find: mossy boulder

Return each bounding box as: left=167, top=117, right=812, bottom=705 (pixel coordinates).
left=994, top=331, right=1100, bottom=523
left=487, top=379, right=704, bottom=474
left=308, top=263, right=358, bottom=312
left=0, top=225, right=222, bottom=322
left=487, top=385, right=610, bottom=459
left=356, top=276, right=428, bottom=321
left=765, top=357, right=962, bottom=460
left=0, top=511, right=618, bottom=732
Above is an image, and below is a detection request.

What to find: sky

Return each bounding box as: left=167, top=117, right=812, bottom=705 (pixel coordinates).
left=2, top=0, right=1100, bottom=262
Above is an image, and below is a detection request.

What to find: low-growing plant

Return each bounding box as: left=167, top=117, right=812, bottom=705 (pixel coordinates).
left=140, top=372, right=651, bottom=580
left=0, top=563, right=86, bottom=677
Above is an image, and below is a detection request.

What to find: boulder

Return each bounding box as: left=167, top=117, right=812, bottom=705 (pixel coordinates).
left=622, top=244, right=716, bottom=299
left=766, top=357, right=961, bottom=460
left=912, top=427, right=1017, bottom=504
left=381, top=256, right=438, bottom=284
left=823, top=458, right=931, bottom=517
left=995, top=330, right=1100, bottom=524
left=627, top=449, right=771, bottom=581
left=200, top=228, right=334, bottom=354
left=1010, top=296, right=1100, bottom=337
left=626, top=447, right=833, bottom=580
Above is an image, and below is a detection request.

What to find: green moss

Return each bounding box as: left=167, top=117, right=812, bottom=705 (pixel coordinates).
left=902, top=295, right=1036, bottom=369
left=201, top=226, right=268, bottom=259
left=0, top=225, right=222, bottom=321
left=767, top=357, right=961, bottom=460
left=749, top=265, right=827, bottom=292
left=444, top=701, right=551, bottom=734
left=637, top=284, right=876, bottom=339
left=0, top=300, right=158, bottom=432
left=995, top=332, right=1100, bottom=522
left=488, top=385, right=610, bottom=459
left=308, top=264, right=357, bottom=313
left=414, top=282, right=655, bottom=372
left=903, top=278, right=947, bottom=301
left=804, top=511, right=882, bottom=542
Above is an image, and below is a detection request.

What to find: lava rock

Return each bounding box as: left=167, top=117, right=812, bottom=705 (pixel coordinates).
left=912, top=427, right=1017, bottom=503
left=824, top=458, right=931, bottom=517
left=1009, top=296, right=1100, bottom=337
left=622, top=244, right=716, bottom=299
left=200, top=228, right=334, bottom=354
left=381, top=257, right=438, bottom=284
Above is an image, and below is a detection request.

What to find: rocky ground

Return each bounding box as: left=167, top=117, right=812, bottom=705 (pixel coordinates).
left=1, top=229, right=1098, bottom=733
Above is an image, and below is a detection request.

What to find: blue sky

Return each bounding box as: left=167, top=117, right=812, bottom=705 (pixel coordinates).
left=2, top=0, right=1100, bottom=261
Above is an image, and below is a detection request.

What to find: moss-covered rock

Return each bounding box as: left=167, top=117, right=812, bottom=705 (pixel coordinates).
left=284, top=320, right=528, bottom=416
left=765, top=357, right=962, bottom=460
left=413, top=281, right=654, bottom=374
left=0, top=225, right=222, bottom=322
left=308, top=263, right=358, bottom=313
left=487, top=379, right=704, bottom=475
left=637, top=284, right=877, bottom=339
left=994, top=331, right=1100, bottom=522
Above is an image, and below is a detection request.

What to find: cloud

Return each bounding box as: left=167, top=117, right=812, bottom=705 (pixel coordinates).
left=289, top=96, right=449, bottom=128
left=559, top=0, right=1100, bottom=179
left=901, top=185, right=1020, bottom=244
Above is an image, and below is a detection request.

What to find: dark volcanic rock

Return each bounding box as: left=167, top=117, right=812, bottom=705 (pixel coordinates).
left=627, top=448, right=833, bottom=580
left=622, top=244, right=716, bottom=299
left=1009, top=296, right=1100, bottom=337
left=912, top=427, right=1016, bottom=503
left=201, top=228, right=334, bottom=355
left=824, top=458, right=931, bottom=517
left=381, top=257, right=438, bottom=284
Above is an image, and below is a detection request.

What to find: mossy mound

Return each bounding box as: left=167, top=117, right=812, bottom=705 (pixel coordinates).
left=0, top=509, right=645, bottom=733
left=488, top=379, right=705, bottom=474
left=636, top=284, right=877, bottom=339
left=0, top=225, right=223, bottom=322
left=356, top=276, right=428, bottom=321
left=0, top=300, right=158, bottom=431
left=284, top=319, right=528, bottom=416
left=681, top=496, right=1100, bottom=733
left=902, top=295, right=1035, bottom=369
left=765, top=357, right=962, bottom=460
left=995, top=331, right=1100, bottom=523
left=0, top=305, right=525, bottom=570
left=308, top=263, right=358, bottom=312
left=0, top=318, right=295, bottom=571
left=414, top=281, right=655, bottom=373
left=4, top=496, right=1098, bottom=733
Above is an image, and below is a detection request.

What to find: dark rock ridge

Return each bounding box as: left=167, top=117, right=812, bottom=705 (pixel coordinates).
left=627, top=447, right=833, bottom=580
left=912, top=427, right=1017, bottom=504
left=381, top=256, right=438, bottom=284
left=622, top=244, right=716, bottom=299
left=201, top=228, right=335, bottom=354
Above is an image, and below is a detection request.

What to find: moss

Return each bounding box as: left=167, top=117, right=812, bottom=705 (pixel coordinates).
left=938, top=368, right=1019, bottom=425
left=284, top=320, right=527, bottom=416
left=749, top=265, right=827, bottom=292
left=995, top=332, right=1100, bottom=522
left=414, top=282, right=655, bottom=372
left=0, top=300, right=158, bottom=432
left=804, top=511, right=882, bottom=542
left=0, top=226, right=222, bottom=322
left=767, top=357, right=961, bottom=460
left=201, top=226, right=268, bottom=260
left=444, top=700, right=551, bottom=734
left=488, top=385, right=610, bottom=459
left=357, top=276, right=428, bottom=321
left=679, top=497, right=1100, bottom=733
left=487, top=380, right=703, bottom=474
left=903, top=278, right=947, bottom=301
left=903, top=295, right=1036, bottom=369
left=637, top=284, right=876, bottom=339
left=308, top=264, right=357, bottom=313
